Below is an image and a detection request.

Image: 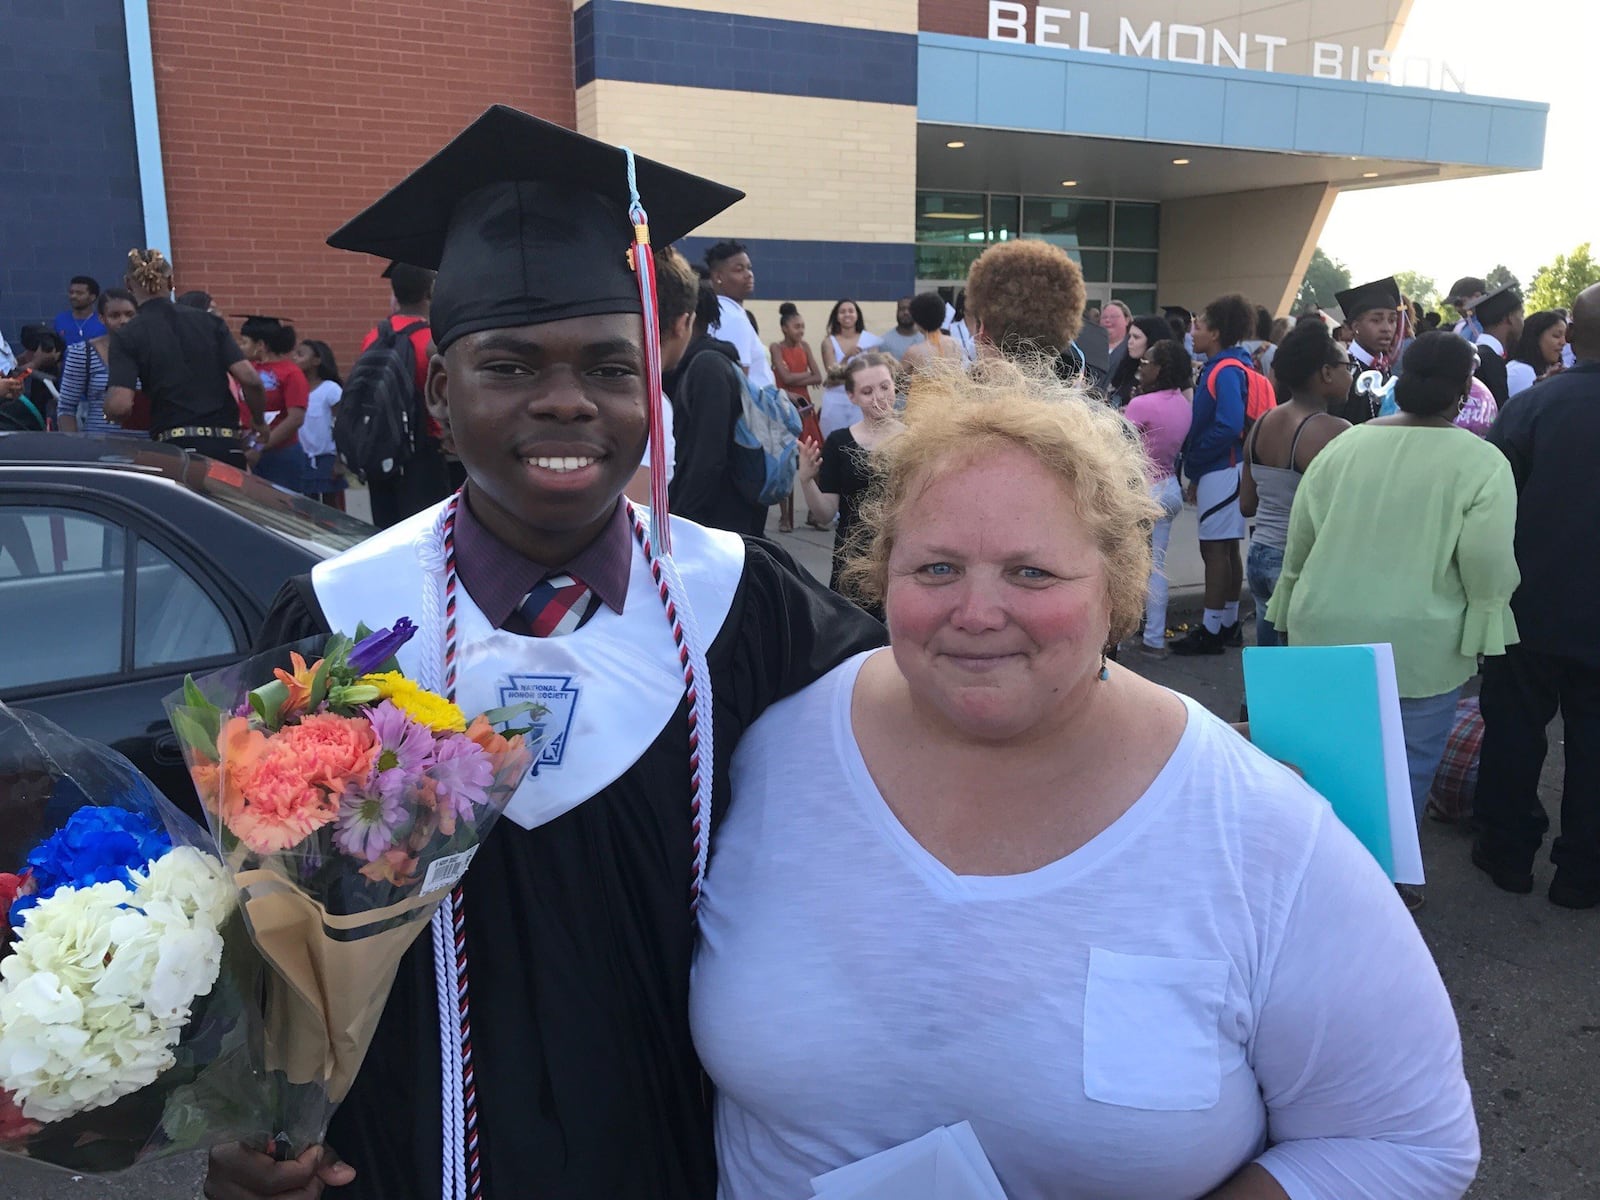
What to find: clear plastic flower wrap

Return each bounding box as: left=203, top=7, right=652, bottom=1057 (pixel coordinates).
left=0, top=702, right=262, bottom=1173
left=162, top=619, right=542, bottom=1157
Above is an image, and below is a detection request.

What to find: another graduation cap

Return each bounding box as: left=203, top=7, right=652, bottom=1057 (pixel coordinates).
left=1334, top=277, right=1402, bottom=321
left=327, top=105, right=744, bottom=351
left=1471, top=283, right=1523, bottom=326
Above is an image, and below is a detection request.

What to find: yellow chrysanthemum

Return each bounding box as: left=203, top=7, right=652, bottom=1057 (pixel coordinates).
left=358, top=672, right=467, bottom=734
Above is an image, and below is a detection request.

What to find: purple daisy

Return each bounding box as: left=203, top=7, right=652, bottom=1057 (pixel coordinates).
left=426, top=735, right=495, bottom=819
left=333, top=780, right=406, bottom=862
left=367, top=700, right=435, bottom=776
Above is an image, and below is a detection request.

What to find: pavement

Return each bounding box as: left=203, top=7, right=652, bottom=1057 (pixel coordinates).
left=5, top=494, right=1595, bottom=1199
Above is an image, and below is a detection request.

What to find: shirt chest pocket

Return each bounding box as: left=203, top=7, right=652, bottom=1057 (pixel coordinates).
left=1082, top=948, right=1229, bottom=1111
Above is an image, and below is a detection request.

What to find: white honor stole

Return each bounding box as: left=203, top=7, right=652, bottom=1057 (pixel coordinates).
left=311, top=499, right=747, bottom=830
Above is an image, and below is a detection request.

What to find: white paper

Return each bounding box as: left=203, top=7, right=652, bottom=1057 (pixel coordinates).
left=1370, top=644, right=1426, bottom=885
left=810, top=1123, right=1007, bottom=1200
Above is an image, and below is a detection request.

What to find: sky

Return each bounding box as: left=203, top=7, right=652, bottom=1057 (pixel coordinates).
left=1317, top=0, right=1597, bottom=293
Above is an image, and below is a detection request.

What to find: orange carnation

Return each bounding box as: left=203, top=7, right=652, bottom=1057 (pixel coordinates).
left=215, top=713, right=376, bottom=855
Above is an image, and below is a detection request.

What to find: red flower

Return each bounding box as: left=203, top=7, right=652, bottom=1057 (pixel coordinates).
left=0, top=1087, right=39, bottom=1144
left=0, top=870, right=31, bottom=918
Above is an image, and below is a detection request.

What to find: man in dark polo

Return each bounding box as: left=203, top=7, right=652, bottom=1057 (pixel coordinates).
left=104, top=248, right=265, bottom=467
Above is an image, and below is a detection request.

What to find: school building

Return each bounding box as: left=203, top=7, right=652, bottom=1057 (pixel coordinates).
left=3, top=0, right=1547, bottom=357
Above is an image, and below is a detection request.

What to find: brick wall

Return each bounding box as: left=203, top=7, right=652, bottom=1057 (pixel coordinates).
left=919, top=0, right=988, bottom=38
left=0, top=0, right=146, bottom=347
left=148, top=0, right=575, bottom=366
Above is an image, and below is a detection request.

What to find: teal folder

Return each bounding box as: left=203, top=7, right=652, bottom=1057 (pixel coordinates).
left=1242, top=644, right=1423, bottom=884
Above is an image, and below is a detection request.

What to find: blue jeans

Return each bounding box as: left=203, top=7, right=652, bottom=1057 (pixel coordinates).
left=1245, top=541, right=1284, bottom=647
left=1400, top=688, right=1463, bottom=825
left=1144, top=477, right=1183, bottom=648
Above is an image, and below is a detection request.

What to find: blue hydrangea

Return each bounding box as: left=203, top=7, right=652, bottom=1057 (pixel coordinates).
left=11, top=806, right=173, bottom=924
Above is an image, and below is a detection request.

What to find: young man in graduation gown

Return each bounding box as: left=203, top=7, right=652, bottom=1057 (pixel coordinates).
left=1332, top=276, right=1402, bottom=424
left=204, top=105, right=884, bottom=1200
left=1471, top=284, right=1525, bottom=407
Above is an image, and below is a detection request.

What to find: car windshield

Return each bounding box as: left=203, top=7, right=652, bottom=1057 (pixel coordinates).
left=0, top=433, right=373, bottom=557
left=194, top=459, right=372, bottom=557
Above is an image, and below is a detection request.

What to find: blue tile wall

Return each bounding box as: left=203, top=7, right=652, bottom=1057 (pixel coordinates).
left=1145, top=73, right=1226, bottom=144
left=975, top=53, right=1066, bottom=130
left=676, top=237, right=915, bottom=303
left=574, top=1, right=917, bottom=105
left=1064, top=62, right=1150, bottom=138
left=1, top=0, right=146, bottom=348
left=1221, top=80, right=1299, bottom=151
left=1485, top=106, right=1547, bottom=171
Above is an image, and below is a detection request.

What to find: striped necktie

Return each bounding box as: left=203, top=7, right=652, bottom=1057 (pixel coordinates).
left=517, top=573, right=603, bottom=637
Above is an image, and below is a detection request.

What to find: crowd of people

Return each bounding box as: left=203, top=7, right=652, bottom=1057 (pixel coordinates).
left=174, top=107, right=1495, bottom=1200
left=0, top=257, right=457, bottom=526
left=2, top=100, right=1595, bottom=1200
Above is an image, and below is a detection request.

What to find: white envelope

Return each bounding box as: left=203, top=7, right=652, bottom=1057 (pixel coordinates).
left=810, top=1123, right=1007, bottom=1200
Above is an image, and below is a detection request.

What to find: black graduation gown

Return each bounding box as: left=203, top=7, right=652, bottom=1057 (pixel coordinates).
left=1337, top=368, right=1385, bottom=425
left=253, top=539, right=884, bottom=1199
left=1476, top=348, right=1510, bottom=407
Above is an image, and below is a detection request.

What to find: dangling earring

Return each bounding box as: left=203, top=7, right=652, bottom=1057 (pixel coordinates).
left=1099, top=649, right=1110, bottom=682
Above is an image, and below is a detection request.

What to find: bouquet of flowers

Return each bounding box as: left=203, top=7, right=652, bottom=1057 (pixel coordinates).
left=164, top=618, right=541, bottom=1154
left=0, top=703, right=258, bottom=1172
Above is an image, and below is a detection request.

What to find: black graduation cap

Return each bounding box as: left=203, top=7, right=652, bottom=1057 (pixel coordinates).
left=1334, top=277, right=1402, bottom=321
left=233, top=314, right=292, bottom=335
left=1471, top=283, right=1523, bottom=326
left=1161, top=305, right=1192, bottom=325
left=327, top=105, right=745, bottom=350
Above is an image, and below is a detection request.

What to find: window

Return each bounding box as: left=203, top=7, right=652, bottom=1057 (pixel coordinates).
left=987, top=195, right=1019, bottom=244
left=0, top=509, right=124, bottom=690
left=1113, top=289, right=1159, bottom=316
left=1112, top=251, right=1159, bottom=285
left=1022, top=199, right=1110, bottom=251
left=916, top=192, right=1161, bottom=295
left=133, top=540, right=235, bottom=669
left=1113, top=203, right=1160, bottom=249
left=915, top=192, right=987, bottom=247
left=916, top=243, right=984, bottom=283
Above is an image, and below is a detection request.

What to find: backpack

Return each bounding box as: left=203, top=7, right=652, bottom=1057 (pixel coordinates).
left=729, top=371, right=802, bottom=507
left=1206, top=357, right=1277, bottom=434
left=334, top=319, right=427, bottom=482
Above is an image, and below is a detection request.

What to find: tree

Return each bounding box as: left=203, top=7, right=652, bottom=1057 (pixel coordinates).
left=1296, top=247, right=1351, bottom=312
left=1393, top=270, right=1439, bottom=311
left=1486, top=264, right=1520, bottom=294
left=1528, top=243, right=1600, bottom=314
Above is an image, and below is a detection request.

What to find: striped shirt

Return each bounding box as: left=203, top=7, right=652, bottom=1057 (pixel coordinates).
left=58, top=341, right=142, bottom=438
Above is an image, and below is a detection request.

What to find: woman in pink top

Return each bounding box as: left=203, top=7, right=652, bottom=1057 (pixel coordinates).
left=1124, top=339, right=1195, bottom=654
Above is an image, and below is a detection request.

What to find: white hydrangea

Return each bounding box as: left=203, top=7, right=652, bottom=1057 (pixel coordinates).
left=129, top=846, right=235, bottom=929
left=0, top=848, right=235, bottom=1124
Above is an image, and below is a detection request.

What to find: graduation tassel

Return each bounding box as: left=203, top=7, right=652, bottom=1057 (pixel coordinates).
left=623, top=147, right=673, bottom=558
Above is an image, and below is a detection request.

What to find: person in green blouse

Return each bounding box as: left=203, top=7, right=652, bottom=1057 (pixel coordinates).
left=1267, top=331, right=1521, bottom=907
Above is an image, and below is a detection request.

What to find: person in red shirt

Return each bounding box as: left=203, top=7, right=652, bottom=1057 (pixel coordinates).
left=239, top=315, right=313, bottom=494
left=359, top=263, right=453, bottom=527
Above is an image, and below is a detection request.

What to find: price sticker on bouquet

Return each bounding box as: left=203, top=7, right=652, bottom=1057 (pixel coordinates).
left=422, top=848, right=480, bottom=896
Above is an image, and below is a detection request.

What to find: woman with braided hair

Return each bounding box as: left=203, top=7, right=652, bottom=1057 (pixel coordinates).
left=105, top=247, right=266, bottom=467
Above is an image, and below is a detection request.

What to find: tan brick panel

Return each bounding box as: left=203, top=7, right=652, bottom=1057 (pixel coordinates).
left=579, top=81, right=916, bottom=244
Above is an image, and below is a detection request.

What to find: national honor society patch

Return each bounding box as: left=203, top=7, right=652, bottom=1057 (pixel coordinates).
left=500, top=674, right=580, bottom=768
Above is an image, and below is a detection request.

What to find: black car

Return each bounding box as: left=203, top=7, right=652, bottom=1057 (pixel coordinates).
left=0, top=433, right=372, bottom=816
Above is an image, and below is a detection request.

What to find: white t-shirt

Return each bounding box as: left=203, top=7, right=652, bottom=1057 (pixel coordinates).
left=1505, top=359, right=1537, bottom=398
left=692, top=651, right=1478, bottom=1200
left=711, top=294, right=776, bottom=389
left=300, top=379, right=341, bottom=458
